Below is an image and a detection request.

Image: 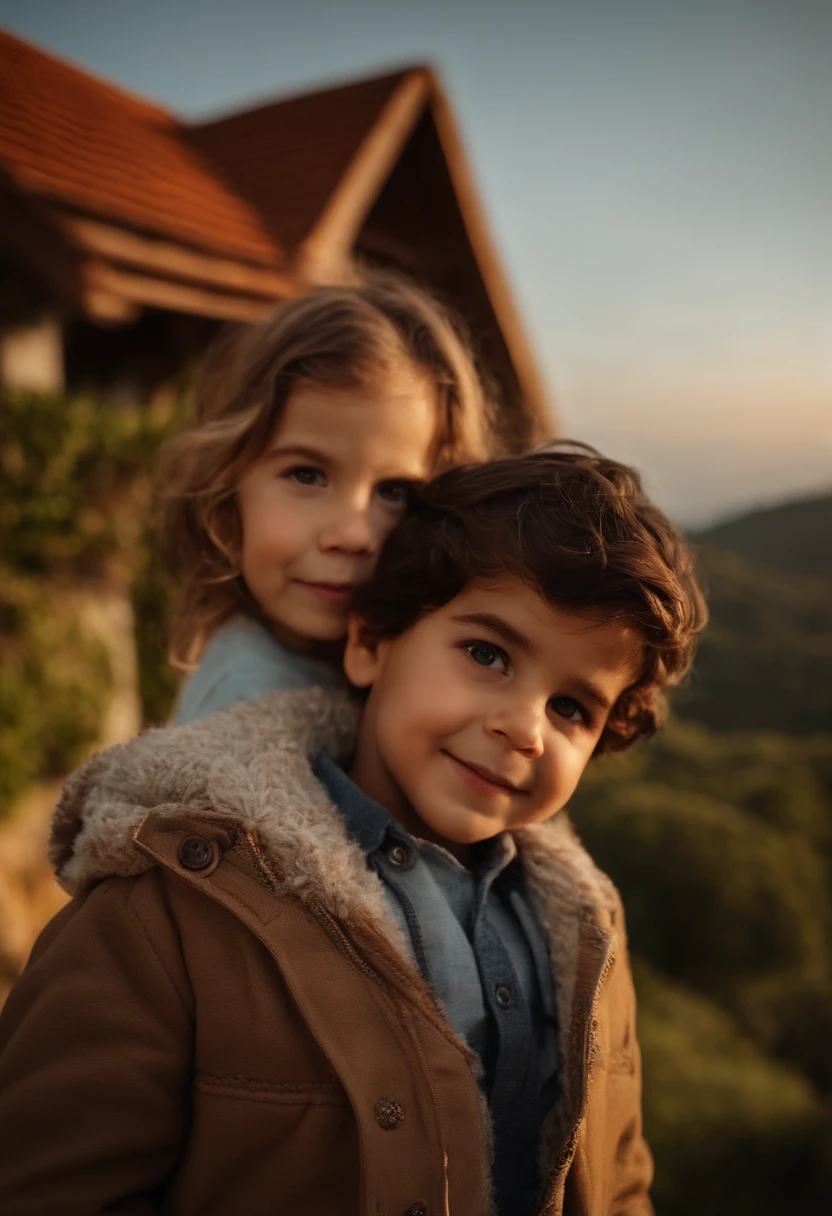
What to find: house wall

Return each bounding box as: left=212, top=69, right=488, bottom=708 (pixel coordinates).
left=0, top=315, right=64, bottom=393
left=63, top=308, right=220, bottom=402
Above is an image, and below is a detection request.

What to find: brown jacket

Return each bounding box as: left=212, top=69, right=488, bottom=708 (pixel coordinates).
left=0, top=689, right=652, bottom=1216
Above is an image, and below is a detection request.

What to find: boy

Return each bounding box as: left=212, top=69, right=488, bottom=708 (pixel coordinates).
left=0, top=446, right=705, bottom=1216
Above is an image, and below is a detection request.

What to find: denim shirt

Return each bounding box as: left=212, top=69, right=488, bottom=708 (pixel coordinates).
left=315, top=755, right=559, bottom=1216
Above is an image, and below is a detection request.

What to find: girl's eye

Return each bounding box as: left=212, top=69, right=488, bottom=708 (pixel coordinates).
left=463, top=641, right=509, bottom=673
left=377, top=480, right=410, bottom=506
left=286, top=466, right=326, bottom=487
left=549, top=696, right=587, bottom=725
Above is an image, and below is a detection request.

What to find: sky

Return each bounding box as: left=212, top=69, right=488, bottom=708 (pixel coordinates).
left=2, top=0, right=830, bottom=526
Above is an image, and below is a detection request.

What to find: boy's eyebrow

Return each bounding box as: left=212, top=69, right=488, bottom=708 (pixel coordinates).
left=452, top=612, right=534, bottom=654
left=567, top=676, right=614, bottom=714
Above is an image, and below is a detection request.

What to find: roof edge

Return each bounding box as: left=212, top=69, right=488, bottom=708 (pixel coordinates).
left=295, top=67, right=433, bottom=281
left=0, top=28, right=175, bottom=127
left=187, top=62, right=432, bottom=131
left=426, top=79, right=555, bottom=440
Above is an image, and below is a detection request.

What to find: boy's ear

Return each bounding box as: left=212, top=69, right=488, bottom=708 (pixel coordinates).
left=343, top=615, right=386, bottom=689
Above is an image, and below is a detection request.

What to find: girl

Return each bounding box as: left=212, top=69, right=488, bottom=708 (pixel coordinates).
left=161, top=268, right=495, bottom=725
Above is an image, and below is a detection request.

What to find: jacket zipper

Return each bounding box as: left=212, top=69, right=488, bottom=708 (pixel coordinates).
left=306, top=895, right=393, bottom=994
left=538, top=940, right=616, bottom=1213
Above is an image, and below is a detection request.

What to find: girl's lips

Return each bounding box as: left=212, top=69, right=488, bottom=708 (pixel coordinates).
left=443, top=751, right=527, bottom=797
left=296, top=580, right=354, bottom=605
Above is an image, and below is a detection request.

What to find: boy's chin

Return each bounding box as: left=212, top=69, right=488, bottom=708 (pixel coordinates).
left=412, top=803, right=504, bottom=849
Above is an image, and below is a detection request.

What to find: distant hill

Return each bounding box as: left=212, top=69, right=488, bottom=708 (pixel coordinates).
left=679, top=546, right=832, bottom=734
left=695, top=492, right=832, bottom=580
left=571, top=493, right=832, bottom=1213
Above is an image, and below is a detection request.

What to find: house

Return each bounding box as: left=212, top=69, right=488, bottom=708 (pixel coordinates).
left=0, top=30, right=552, bottom=446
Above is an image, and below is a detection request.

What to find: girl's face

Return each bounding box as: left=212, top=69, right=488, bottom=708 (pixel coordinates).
left=236, top=378, right=437, bottom=650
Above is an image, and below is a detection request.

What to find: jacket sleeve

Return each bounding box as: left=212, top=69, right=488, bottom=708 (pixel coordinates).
left=0, top=872, right=194, bottom=1215
left=608, top=911, right=654, bottom=1216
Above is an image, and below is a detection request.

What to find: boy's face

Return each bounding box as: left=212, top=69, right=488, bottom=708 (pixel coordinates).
left=345, top=578, right=642, bottom=855
left=236, top=378, right=436, bottom=650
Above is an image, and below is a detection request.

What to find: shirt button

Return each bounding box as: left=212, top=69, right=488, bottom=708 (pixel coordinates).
left=495, top=985, right=513, bottom=1010
left=405, top=1206, right=428, bottom=1216
left=386, top=843, right=410, bottom=867
left=178, top=836, right=214, bottom=871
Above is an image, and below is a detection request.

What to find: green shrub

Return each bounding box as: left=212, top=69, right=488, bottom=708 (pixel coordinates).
left=0, top=573, right=112, bottom=815
left=0, top=389, right=170, bottom=578
left=1, top=386, right=186, bottom=731
left=131, top=527, right=180, bottom=726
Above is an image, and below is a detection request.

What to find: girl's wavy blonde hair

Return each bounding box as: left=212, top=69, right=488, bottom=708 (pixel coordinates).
left=159, top=268, right=496, bottom=668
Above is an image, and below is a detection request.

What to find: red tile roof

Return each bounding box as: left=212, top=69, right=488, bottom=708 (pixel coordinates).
left=187, top=70, right=412, bottom=252
left=0, top=31, right=420, bottom=272
left=0, top=32, right=278, bottom=265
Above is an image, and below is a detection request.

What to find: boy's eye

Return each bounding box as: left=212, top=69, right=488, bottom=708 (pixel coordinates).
left=377, top=480, right=411, bottom=506
left=463, top=641, right=509, bottom=673
left=286, top=466, right=326, bottom=487
left=549, top=696, right=587, bottom=725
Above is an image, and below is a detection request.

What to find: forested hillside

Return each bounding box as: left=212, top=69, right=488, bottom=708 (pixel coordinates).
left=569, top=507, right=832, bottom=1214
left=679, top=546, right=832, bottom=733
left=696, top=491, right=832, bottom=579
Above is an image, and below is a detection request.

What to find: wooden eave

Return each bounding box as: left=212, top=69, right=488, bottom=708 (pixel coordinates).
left=295, top=69, right=433, bottom=280
left=48, top=208, right=301, bottom=324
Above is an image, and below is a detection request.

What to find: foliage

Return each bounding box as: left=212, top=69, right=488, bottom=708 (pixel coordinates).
left=569, top=718, right=832, bottom=1210
left=0, top=389, right=172, bottom=579
left=0, top=574, right=112, bottom=815
left=0, top=387, right=185, bottom=806
left=131, top=527, right=181, bottom=726
left=680, top=546, right=832, bottom=733
left=634, top=961, right=831, bottom=1216
left=1, top=385, right=187, bottom=722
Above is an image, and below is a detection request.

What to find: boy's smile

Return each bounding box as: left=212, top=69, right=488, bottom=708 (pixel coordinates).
left=345, top=578, right=643, bottom=861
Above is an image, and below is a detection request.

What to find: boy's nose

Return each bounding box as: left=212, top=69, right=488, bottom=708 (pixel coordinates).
left=486, top=701, right=545, bottom=758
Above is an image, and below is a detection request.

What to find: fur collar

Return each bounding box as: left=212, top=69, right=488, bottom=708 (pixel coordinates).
left=51, top=686, right=621, bottom=1074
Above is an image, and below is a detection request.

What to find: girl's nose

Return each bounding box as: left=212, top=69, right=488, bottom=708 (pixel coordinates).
left=319, top=501, right=376, bottom=555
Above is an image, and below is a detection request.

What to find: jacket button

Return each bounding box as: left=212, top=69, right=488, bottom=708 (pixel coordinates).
left=495, top=984, right=512, bottom=1009
left=374, top=1097, right=405, bottom=1129
left=386, top=843, right=410, bottom=867
left=405, top=1206, right=428, bottom=1216
left=178, top=836, right=214, bottom=871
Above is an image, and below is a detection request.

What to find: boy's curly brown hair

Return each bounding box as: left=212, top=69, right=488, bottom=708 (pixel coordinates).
left=353, top=443, right=708, bottom=753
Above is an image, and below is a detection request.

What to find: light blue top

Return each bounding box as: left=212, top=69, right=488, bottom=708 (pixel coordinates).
left=173, top=616, right=340, bottom=726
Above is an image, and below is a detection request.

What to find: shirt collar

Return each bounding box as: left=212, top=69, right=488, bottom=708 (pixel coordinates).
left=314, top=753, right=518, bottom=883
left=314, top=752, right=397, bottom=855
